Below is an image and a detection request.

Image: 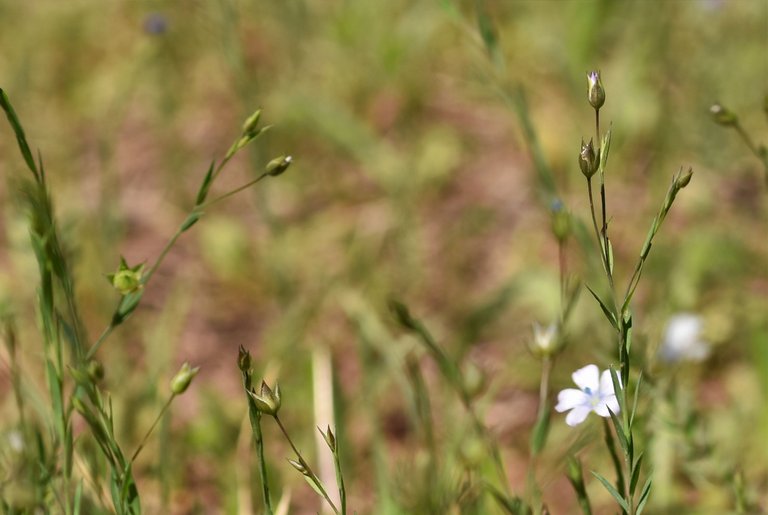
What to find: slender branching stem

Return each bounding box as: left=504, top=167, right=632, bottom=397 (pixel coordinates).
left=86, top=323, right=115, bottom=360
left=131, top=395, right=175, bottom=463
left=274, top=416, right=340, bottom=514
left=586, top=179, right=606, bottom=276
left=558, top=240, right=567, bottom=308
left=197, top=172, right=269, bottom=210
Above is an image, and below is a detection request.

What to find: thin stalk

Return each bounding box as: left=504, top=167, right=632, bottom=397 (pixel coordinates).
left=595, top=109, right=600, bottom=151
left=142, top=226, right=185, bottom=285
left=274, top=416, right=339, bottom=514
left=733, top=122, right=761, bottom=158
left=249, top=410, right=272, bottom=514
left=538, top=358, right=551, bottom=416
left=528, top=356, right=553, bottom=504
left=586, top=179, right=606, bottom=277
left=558, top=240, right=567, bottom=308
left=733, top=122, right=768, bottom=185
left=86, top=324, right=115, bottom=360
left=332, top=449, right=347, bottom=515
left=197, top=172, right=269, bottom=210
left=240, top=362, right=273, bottom=515
left=130, top=395, right=174, bottom=463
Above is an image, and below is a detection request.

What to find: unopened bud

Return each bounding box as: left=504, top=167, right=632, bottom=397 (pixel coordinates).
left=265, top=155, right=292, bottom=177
left=389, top=299, right=417, bottom=330
left=587, top=71, right=605, bottom=109
left=242, top=109, right=262, bottom=136
left=675, top=167, right=693, bottom=189
left=578, top=139, right=600, bottom=179
left=710, top=103, right=737, bottom=127
left=462, top=362, right=486, bottom=399
left=320, top=425, right=337, bottom=453
left=108, top=257, right=144, bottom=296
left=170, top=362, right=200, bottom=395
left=528, top=322, right=560, bottom=358
left=248, top=380, right=281, bottom=416
left=87, top=360, right=105, bottom=382
left=237, top=345, right=252, bottom=373
left=288, top=458, right=309, bottom=476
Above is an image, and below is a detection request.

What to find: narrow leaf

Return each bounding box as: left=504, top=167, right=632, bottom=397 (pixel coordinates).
left=607, top=237, right=614, bottom=276
left=608, top=408, right=629, bottom=459
left=195, top=160, right=216, bottom=205
left=609, top=367, right=626, bottom=417
left=591, top=471, right=629, bottom=512
left=0, top=88, right=39, bottom=178
left=636, top=478, right=653, bottom=515
left=630, top=372, right=643, bottom=429
left=630, top=453, right=644, bottom=497
left=530, top=403, right=551, bottom=456
left=585, top=284, right=618, bottom=330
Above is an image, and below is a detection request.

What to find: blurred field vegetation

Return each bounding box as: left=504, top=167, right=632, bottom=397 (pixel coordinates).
left=0, top=0, right=766, bottom=513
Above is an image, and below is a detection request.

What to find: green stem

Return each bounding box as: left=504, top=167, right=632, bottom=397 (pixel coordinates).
left=197, top=172, right=269, bottom=210
left=333, top=449, right=347, bottom=515
left=586, top=179, right=608, bottom=280
left=274, top=416, right=340, bottom=514
left=86, top=323, right=115, bottom=360
left=131, top=395, right=175, bottom=463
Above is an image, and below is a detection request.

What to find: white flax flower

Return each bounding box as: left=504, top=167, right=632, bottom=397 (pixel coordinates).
left=659, top=313, right=709, bottom=363
left=555, top=364, right=620, bottom=427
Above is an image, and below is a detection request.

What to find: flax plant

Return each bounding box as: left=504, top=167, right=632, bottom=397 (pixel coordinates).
left=0, top=87, right=289, bottom=513
left=570, top=72, right=693, bottom=515
left=238, top=346, right=345, bottom=514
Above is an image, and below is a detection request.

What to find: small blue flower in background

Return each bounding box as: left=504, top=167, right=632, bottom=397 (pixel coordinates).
left=144, top=13, right=168, bottom=36
left=555, top=364, right=620, bottom=427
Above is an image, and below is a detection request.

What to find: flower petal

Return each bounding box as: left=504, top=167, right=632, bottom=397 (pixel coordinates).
left=565, top=406, right=592, bottom=426
left=594, top=394, right=620, bottom=417
left=599, top=369, right=619, bottom=395
left=555, top=389, right=588, bottom=412
left=572, top=364, right=599, bottom=391
left=605, top=394, right=620, bottom=415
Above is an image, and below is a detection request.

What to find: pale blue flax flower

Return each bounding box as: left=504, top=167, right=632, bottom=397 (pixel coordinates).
left=555, top=364, right=620, bottom=427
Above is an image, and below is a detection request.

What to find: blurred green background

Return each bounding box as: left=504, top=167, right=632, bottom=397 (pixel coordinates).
left=0, top=0, right=766, bottom=513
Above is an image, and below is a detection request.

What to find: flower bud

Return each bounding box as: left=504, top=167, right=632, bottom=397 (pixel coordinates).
left=170, top=362, right=200, bottom=395
left=237, top=345, right=252, bottom=373
left=578, top=139, right=600, bottom=179
left=462, top=362, right=486, bottom=399
left=320, top=425, right=337, bottom=453
left=288, top=458, right=309, bottom=476
left=248, top=380, right=281, bottom=416
left=265, top=155, right=292, bottom=177
left=710, top=103, right=737, bottom=126
left=108, top=257, right=144, bottom=296
left=528, top=322, right=560, bottom=358
left=242, top=109, right=262, bottom=136
left=389, top=299, right=417, bottom=330
left=675, top=167, right=693, bottom=190
left=587, top=71, right=605, bottom=109
left=87, top=360, right=105, bottom=382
